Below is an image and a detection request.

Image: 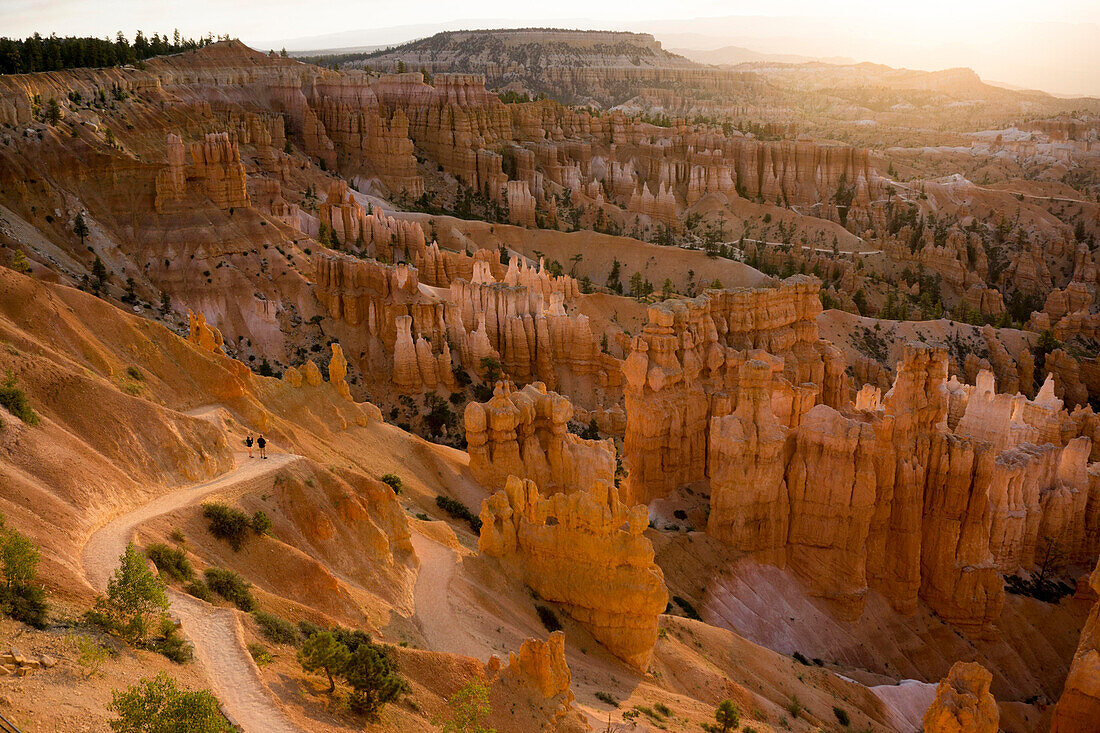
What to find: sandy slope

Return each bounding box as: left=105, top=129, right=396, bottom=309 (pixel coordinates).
left=81, top=450, right=304, bottom=733
left=410, top=532, right=486, bottom=660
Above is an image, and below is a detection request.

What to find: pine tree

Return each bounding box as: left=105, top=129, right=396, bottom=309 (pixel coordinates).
left=91, top=256, right=107, bottom=295
left=11, top=250, right=30, bottom=274
left=298, top=631, right=350, bottom=694
left=45, top=98, right=61, bottom=124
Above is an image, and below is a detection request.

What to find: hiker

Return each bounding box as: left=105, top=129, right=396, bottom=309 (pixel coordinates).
left=245, top=434, right=254, bottom=458
left=258, top=435, right=267, bottom=459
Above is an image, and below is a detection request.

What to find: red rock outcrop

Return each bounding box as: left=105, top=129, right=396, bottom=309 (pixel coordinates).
left=155, top=132, right=250, bottom=213
left=621, top=275, right=847, bottom=504
left=465, top=382, right=615, bottom=493
left=921, top=662, right=999, bottom=733
left=187, top=310, right=225, bottom=353
left=479, top=475, right=668, bottom=669
left=499, top=631, right=572, bottom=700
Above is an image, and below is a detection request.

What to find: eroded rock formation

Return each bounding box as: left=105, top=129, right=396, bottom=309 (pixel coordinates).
left=921, top=662, right=999, bottom=733
left=465, top=382, right=615, bottom=492
left=155, top=132, right=250, bottom=213
left=621, top=275, right=847, bottom=504
left=187, top=310, right=225, bottom=353
left=702, top=340, right=1100, bottom=629
left=479, top=475, right=668, bottom=669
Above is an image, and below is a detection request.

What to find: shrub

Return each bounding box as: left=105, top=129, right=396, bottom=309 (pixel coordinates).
left=434, top=679, right=492, bottom=733
left=184, top=580, right=212, bottom=602
left=2, top=582, right=47, bottom=628
left=786, top=695, right=803, bottom=719
left=535, top=604, right=562, bottom=633
left=74, top=635, right=111, bottom=678
left=107, top=673, right=232, bottom=732
left=792, top=651, right=810, bottom=666
left=89, top=543, right=168, bottom=643
left=595, top=691, right=618, bottom=707
left=435, top=495, right=482, bottom=533
left=380, top=473, right=403, bottom=494
left=145, top=543, right=193, bottom=582
left=253, top=611, right=299, bottom=645
left=250, top=510, right=272, bottom=536
left=833, top=706, right=850, bottom=726
left=297, top=619, right=324, bottom=639
left=654, top=702, right=671, bottom=717
left=202, top=503, right=250, bottom=550
left=149, top=616, right=192, bottom=663
left=248, top=643, right=273, bottom=666
left=0, top=370, right=39, bottom=425
left=203, top=568, right=255, bottom=611
left=0, top=513, right=47, bottom=627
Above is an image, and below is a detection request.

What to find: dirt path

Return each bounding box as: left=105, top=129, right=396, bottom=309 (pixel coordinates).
left=410, top=532, right=485, bottom=660
left=82, top=452, right=303, bottom=733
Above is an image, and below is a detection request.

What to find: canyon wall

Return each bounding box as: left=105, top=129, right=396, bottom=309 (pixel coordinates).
left=621, top=275, right=847, bottom=505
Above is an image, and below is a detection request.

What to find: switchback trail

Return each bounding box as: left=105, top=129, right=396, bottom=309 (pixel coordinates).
left=410, top=531, right=485, bottom=660
left=82, top=452, right=304, bottom=733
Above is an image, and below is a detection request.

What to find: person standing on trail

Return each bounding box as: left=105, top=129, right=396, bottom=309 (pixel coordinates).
left=245, top=434, right=254, bottom=458
left=257, top=435, right=267, bottom=459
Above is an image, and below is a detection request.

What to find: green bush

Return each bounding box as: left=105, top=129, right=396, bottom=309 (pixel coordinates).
left=202, top=503, right=251, bottom=551
left=0, top=513, right=47, bottom=627
left=89, top=543, right=168, bottom=644
left=203, top=568, right=255, bottom=612
left=107, top=673, right=232, bottom=732
left=595, top=691, right=618, bottom=708
left=149, top=616, right=192, bottom=663
left=435, top=495, right=482, bottom=533
left=380, top=474, right=403, bottom=494
left=253, top=611, right=299, bottom=646
left=535, top=605, right=561, bottom=633
left=184, top=580, right=212, bottom=602
left=250, top=510, right=272, bottom=536
left=833, top=706, right=850, bottom=727
left=298, top=619, right=324, bottom=639
left=145, top=543, right=193, bottom=583
left=0, top=370, right=39, bottom=425
left=248, top=643, right=273, bottom=666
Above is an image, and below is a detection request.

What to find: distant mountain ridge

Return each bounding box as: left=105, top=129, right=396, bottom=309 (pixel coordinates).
left=672, top=45, right=857, bottom=67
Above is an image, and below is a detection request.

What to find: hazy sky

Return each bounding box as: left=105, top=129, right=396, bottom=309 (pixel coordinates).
left=4, top=0, right=1099, bottom=96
